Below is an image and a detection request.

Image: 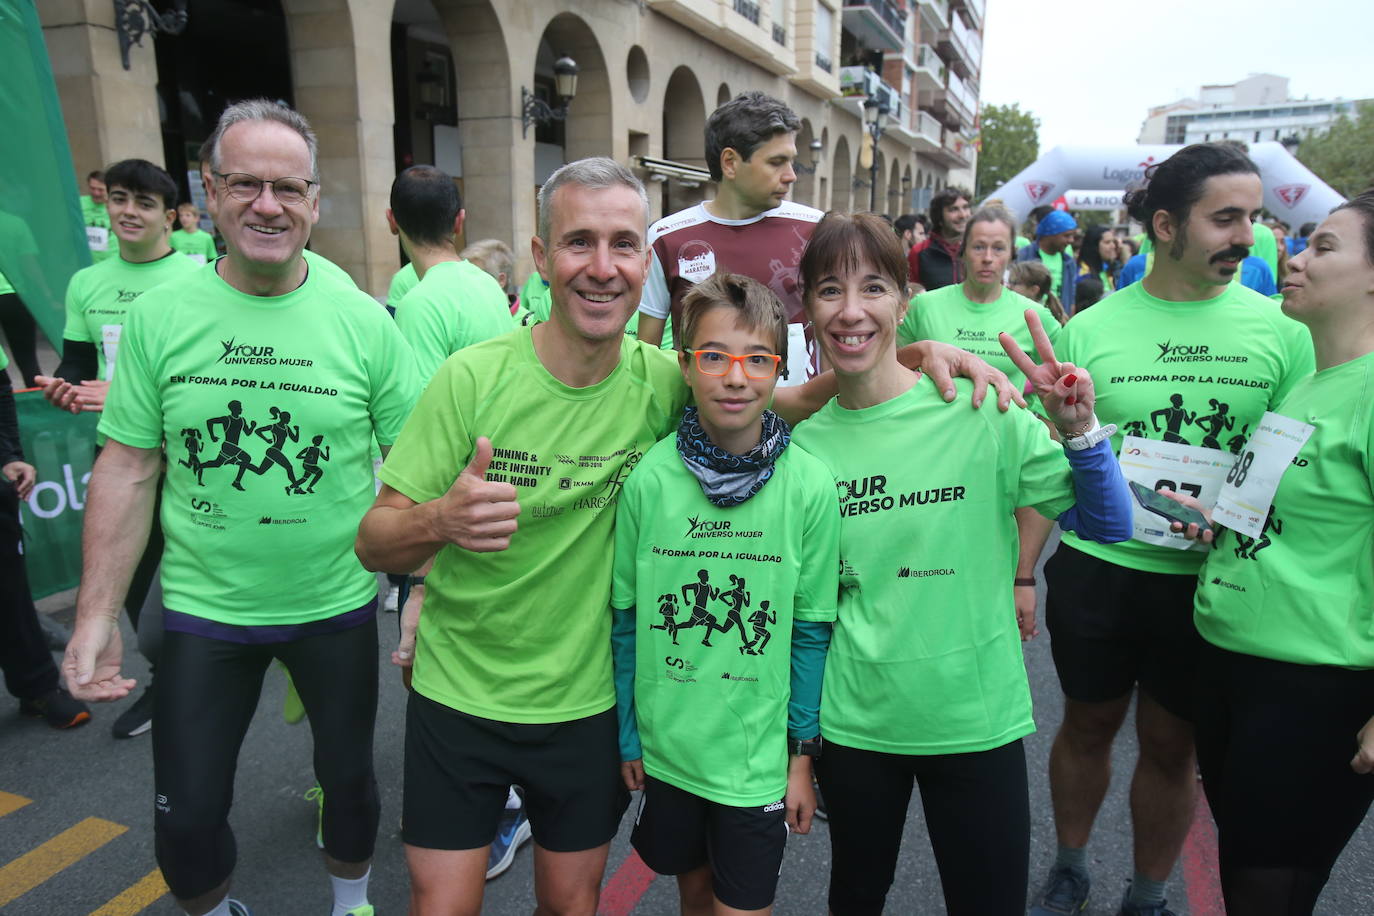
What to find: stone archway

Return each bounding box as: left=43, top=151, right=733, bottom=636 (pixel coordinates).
left=887, top=156, right=903, bottom=216
left=662, top=65, right=707, bottom=214
left=831, top=134, right=851, bottom=213
left=535, top=13, right=613, bottom=167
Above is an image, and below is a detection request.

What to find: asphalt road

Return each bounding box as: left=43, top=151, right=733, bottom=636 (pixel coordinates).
left=3, top=558, right=1371, bottom=915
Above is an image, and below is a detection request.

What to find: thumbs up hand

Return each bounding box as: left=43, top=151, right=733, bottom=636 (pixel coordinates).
left=431, top=437, right=521, bottom=552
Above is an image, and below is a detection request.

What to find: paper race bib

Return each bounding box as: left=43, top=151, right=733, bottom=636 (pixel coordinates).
left=86, top=226, right=109, bottom=252
left=187, top=253, right=207, bottom=266
left=1117, top=435, right=1234, bottom=550
left=101, top=324, right=122, bottom=381
left=777, top=323, right=809, bottom=389
left=1212, top=411, right=1314, bottom=538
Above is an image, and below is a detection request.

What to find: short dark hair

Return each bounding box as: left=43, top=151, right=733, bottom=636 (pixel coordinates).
left=1123, top=143, right=1259, bottom=243
left=1074, top=275, right=1105, bottom=311
left=800, top=211, right=909, bottom=305
left=680, top=272, right=788, bottom=360
left=87, top=170, right=105, bottom=182
left=390, top=165, right=462, bottom=248
left=893, top=213, right=918, bottom=235
left=1331, top=189, right=1374, bottom=266
left=928, top=187, right=971, bottom=237
left=103, top=159, right=178, bottom=210
left=704, top=91, right=800, bottom=183
left=1299, top=221, right=1317, bottom=237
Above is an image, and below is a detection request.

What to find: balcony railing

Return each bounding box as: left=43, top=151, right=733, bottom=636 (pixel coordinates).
left=913, top=43, right=946, bottom=86
left=815, top=50, right=833, bottom=72
left=772, top=22, right=786, bottom=45
left=914, top=109, right=942, bottom=145
left=733, top=0, right=760, bottom=25
left=918, top=0, right=950, bottom=28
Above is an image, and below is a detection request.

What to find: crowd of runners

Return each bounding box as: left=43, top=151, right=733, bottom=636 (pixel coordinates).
left=0, top=87, right=1371, bottom=916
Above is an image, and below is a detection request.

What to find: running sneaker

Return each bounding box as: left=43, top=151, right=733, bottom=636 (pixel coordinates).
left=1029, top=864, right=1091, bottom=915
left=305, top=783, right=324, bottom=849
left=226, top=900, right=251, bottom=916
left=19, top=688, right=91, bottom=729
left=1117, top=887, right=1177, bottom=916
left=384, top=585, right=401, bottom=613
left=111, top=684, right=154, bottom=738
left=486, top=790, right=532, bottom=879
left=339, top=907, right=374, bottom=916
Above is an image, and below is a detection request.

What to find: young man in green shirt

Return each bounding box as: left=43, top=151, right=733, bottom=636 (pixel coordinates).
left=611, top=272, right=838, bottom=913
left=355, top=156, right=1012, bottom=915
left=36, top=158, right=199, bottom=740
left=81, top=169, right=119, bottom=263
left=1024, top=143, right=1315, bottom=916
left=387, top=165, right=513, bottom=380
left=170, top=202, right=219, bottom=265
left=63, top=100, right=418, bottom=916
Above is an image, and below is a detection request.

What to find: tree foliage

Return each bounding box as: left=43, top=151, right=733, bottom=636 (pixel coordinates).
left=1297, top=102, right=1374, bottom=199
left=975, top=103, right=1040, bottom=197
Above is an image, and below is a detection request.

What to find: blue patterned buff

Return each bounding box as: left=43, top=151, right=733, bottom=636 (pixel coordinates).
left=675, top=405, right=791, bottom=507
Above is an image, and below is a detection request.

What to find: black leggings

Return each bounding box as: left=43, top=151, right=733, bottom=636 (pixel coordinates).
left=816, top=738, right=1029, bottom=916
left=152, top=618, right=381, bottom=900
left=0, top=293, right=39, bottom=388
left=1195, top=642, right=1374, bottom=915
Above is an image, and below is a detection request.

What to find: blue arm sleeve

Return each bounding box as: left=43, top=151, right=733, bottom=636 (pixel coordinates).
left=788, top=620, right=833, bottom=740
left=1056, top=438, right=1133, bottom=543
left=611, top=606, right=641, bottom=761
left=1118, top=254, right=1145, bottom=288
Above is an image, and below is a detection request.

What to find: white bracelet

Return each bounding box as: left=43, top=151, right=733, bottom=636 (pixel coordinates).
left=1062, top=416, right=1118, bottom=451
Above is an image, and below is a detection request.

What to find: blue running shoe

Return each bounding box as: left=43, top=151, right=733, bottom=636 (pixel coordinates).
left=486, top=788, right=532, bottom=879
left=1029, top=864, right=1090, bottom=915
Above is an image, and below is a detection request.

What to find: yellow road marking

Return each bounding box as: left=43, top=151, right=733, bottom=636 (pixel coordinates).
left=0, top=817, right=127, bottom=906
left=88, top=868, right=168, bottom=916
left=0, top=792, right=32, bottom=818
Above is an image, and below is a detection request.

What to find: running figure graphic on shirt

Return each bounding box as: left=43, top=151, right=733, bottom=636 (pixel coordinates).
left=293, top=435, right=330, bottom=494
left=1121, top=419, right=1149, bottom=439
left=1232, top=503, right=1282, bottom=561
left=742, top=600, right=776, bottom=656
left=199, top=400, right=258, bottom=490
left=1196, top=399, right=1235, bottom=450
left=1226, top=424, right=1250, bottom=456
left=680, top=569, right=721, bottom=646
left=251, top=407, right=302, bottom=493
left=714, top=574, right=752, bottom=650
left=178, top=427, right=206, bottom=485
left=1150, top=393, right=1197, bottom=445
left=650, top=592, right=683, bottom=645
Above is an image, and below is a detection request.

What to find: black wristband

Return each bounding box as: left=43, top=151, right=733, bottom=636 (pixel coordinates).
left=1014, top=577, right=1036, bottom=587
left=409, top=575, right=426, bottom=587
left=789, top=736, right=823, bottom=757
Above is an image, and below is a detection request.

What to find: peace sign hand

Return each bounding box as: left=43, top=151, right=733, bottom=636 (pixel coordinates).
left=998, top=309, right=1095, bottom=437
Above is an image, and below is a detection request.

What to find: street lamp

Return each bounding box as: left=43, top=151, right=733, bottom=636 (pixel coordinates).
left=521, top=55, right=580, bottom=139
left=863, top=96, right=890, bottom=211
left=794, top=137, right=825, bottom=175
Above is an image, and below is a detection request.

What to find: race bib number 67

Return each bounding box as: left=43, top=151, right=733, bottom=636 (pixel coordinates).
left=1117, top=436, right=1234, bottom=551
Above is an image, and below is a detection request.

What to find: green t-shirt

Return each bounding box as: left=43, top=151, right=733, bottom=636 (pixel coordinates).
left=169, top=228, right=218, bottom=265
left=378, top=328, right=690, bottom=723
left=520, top=272, right=551, bottom=322
left=611, top=436, right=840, bottom=805
left=793, top=377, right=1077, bottom=755
left=302, top=248, right=357, bottom=288
left=0, top=267, right=10, bottom=297
left=388, top=262, right=418, bottom=309
left=1058, top=280, right=1314, bottom=574
left=63, top=252, right=202, bottom=381
left=1038, top=249, right=1064, bottom=297
left=1194, top=352, right=1374, bottom=668
left=1250, top=221, right=1279, bottom=285
left=98, top=263, right=421, bottom=625
left=394, top=260, right=514, bottom=381
left=897, top=283, right=1060, bottom=392
left=0, top=210, right=39, bottom=297
left=81, top=196, right=118, bottom=263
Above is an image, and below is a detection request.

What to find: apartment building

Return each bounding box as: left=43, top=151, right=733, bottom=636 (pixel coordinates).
left=41, top=0, right=983, bottom=293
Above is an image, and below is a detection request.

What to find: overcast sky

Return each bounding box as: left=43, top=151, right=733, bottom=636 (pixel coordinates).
left=979, top=0, right=1374, bottom=154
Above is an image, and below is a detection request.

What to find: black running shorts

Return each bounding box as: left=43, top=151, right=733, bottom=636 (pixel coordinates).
left=402, top=693, right=628, bottom=852
left=632, top=774, right=788, bottom=911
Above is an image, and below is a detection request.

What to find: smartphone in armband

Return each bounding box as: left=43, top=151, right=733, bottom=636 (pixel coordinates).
left=1129, top=480, right=1211, bottom=530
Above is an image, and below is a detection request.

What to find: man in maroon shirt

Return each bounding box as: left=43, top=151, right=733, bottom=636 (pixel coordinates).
left=907, top=187, right=972, bottom=291
left=635, top=92, right=822, bottom=384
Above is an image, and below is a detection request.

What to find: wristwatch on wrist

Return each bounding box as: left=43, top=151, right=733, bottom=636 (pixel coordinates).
left=789, top=736, right=823, bottom=758
left=1061, top=417, right=1118, bottom=451
left=409, top=575, right=426, bottom=588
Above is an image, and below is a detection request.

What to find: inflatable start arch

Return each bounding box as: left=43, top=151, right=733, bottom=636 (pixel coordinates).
left=982, top=142, right=1344, bottom=230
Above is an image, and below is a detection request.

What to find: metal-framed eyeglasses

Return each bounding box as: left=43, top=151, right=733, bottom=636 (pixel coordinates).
left=213, top=171, right=318, bottom=206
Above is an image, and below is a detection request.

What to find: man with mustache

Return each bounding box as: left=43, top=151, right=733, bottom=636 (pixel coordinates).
left=1019, top=143, right=1315, bottom=916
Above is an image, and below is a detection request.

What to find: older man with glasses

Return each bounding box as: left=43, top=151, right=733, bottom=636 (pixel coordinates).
left=63, top=99, right=419, bottom=916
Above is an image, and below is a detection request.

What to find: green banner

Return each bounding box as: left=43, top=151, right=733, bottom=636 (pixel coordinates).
left=15, top=390, right=97, bottom=599
left=0, top=0, right=90, bottom=349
